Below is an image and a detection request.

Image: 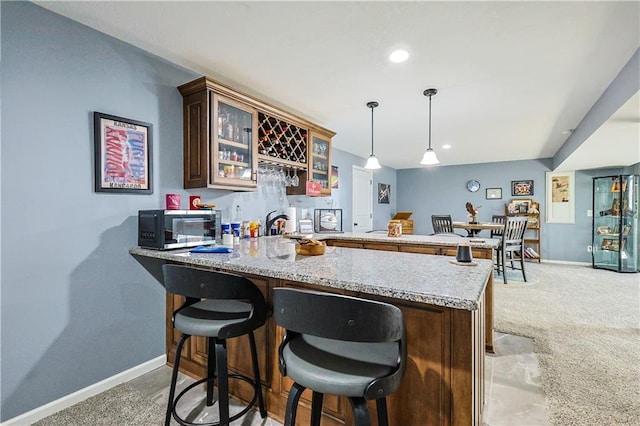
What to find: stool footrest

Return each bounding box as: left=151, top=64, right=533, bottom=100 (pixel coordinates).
left=170, top=374, right=260, bottom=426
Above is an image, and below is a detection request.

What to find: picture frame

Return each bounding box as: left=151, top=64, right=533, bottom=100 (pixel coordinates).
left=511, top=198, right=532, bottom=214
left=546, top=171, right=575, bottom=223
left=94, top=112, right=153, bottom=194
left=485, top=188, right=502, bottom=200
left=378, top=183, right=390, bottom=204
left=511, top=179, right=534, bottom=196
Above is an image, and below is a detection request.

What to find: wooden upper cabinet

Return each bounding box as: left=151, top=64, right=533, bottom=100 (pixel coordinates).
left=286, top=129, right=334, bottom=197
left=179, top=76, right=335, bottom=194
left=179, top=78, right=258, bottom=190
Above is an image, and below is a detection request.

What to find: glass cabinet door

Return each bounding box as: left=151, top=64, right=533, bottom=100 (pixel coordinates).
left=211, top=94, right=257, bottom=188
left=592, top=175, right=639, bottom=272
left=310, top=134, right=331, bottom=195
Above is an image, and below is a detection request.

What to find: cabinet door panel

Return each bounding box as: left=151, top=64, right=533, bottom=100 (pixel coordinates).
left=399, top=245, right=440, bottom=255
left=363, top=243, right=399, bottom=251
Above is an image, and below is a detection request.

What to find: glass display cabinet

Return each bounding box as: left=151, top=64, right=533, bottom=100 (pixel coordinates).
left=592, top=175, right=639, bottom=272
left=309, top=133, right=332, bottom=195
left=211, top=94, right=257, bottom=189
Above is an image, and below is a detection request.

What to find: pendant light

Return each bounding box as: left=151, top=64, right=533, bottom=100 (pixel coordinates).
left=420, top=88, right=440, bottom=165
left=364, top=101, right=381, bottom=170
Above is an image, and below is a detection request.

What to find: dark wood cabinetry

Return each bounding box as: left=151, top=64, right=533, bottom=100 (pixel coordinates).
left=179, top=76, right=334, bottom=193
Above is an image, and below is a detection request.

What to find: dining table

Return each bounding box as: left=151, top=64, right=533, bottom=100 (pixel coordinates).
left=453, top=221, right=505, bottom=237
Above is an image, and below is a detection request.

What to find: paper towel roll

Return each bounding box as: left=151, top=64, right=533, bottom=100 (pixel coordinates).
left=285, top=207, right=297, bottom=233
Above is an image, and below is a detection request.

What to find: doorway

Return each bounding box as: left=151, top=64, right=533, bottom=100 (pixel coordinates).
left=352, top=166, right=373, bottom=232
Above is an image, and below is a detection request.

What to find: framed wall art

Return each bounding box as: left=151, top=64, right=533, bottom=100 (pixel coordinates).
left=485, top=188, right=502, bottom=200
left=378, top=183, right=390, bottom=204
left=511, top=179, right=534, bottom=196
left=94, top=112, right=153, bottom=194
left=546, top=171, right=574, bottom=223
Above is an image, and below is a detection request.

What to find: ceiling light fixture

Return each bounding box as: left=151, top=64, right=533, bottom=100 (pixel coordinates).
left=442, top=144, right=452, bottom=150
left=420, top=88, right=440, bottom=165
left=389, top=49, right=409, bottom=63
left=364, top=101, right=381, bottom=170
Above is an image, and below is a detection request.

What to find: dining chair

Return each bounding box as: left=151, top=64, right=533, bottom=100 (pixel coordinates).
left=496, top=216, right=528, bottom=284
left=431, top=214, right=455, bottom=234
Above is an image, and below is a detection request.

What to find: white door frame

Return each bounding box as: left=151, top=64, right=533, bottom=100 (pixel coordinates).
left=352, top=165, right=373, bottom=232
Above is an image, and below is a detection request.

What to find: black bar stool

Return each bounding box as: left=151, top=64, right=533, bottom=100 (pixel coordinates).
left=162, top=264, right=269, bottom=426
left=273, top=288, right=406, bottom=426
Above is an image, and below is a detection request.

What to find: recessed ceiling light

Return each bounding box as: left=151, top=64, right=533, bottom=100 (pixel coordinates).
left=442, top=144, right=452, bottom=149
left=561, top=129, right=575, bottom=135
left=389, top=49, right=409, bottom=63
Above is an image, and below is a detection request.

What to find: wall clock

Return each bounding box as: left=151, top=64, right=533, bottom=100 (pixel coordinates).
left=466, top=180, right=481, bottom=192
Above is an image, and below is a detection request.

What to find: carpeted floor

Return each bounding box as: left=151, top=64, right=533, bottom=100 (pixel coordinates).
left=494, top=262, right=640, bottom=425
left=32, top=383, right=164, bottom=426
left=31, top=262, right=639, bottom=426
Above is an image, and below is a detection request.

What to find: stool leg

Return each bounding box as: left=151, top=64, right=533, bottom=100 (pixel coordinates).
left=206, top=337, right=217, bottom=406
left=284, top=382, right=305, bottom=426
left=215, top=339, right=229, bottom=426
left=376, top=398, right=389, bottom=426
left=310, top=391, right=324, bottom=426
left=248, top=331, right=267, bottom=417
left=166, top=333, right=190, bottom=426
left=348, top=397, right=371, bottom=426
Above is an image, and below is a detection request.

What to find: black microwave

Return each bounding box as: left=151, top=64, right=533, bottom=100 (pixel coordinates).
left=138, top=209, right=222, bottom=250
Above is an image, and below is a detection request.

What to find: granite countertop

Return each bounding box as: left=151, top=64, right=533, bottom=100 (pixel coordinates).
left=130, top=236, right=493, bottom=311
left=307, top=231, right=500, bottom=249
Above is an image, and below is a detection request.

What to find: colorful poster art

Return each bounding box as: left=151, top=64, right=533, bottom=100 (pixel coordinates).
left=331, top=165, right=339, bottom=189
left=94, top=112, right=153, bottom=194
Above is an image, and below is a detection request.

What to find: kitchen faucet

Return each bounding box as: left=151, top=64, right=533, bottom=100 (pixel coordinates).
left=265, top=210, right=289, bottom=236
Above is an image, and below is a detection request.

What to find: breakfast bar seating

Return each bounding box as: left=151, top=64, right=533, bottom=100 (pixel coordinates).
left=131, top=234, right=495, bottom=425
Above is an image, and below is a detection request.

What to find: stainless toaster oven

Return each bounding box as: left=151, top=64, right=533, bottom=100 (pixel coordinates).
left=138, top=209, right=222, bottom=250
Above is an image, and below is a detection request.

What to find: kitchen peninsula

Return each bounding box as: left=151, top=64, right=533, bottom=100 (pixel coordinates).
left=131, top=235, right=495, bottom=425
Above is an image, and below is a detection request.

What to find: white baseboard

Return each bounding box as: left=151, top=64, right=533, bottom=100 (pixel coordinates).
left=2, top=355, right=166, bottom=426
left=541, top=259, right=591, bottom=266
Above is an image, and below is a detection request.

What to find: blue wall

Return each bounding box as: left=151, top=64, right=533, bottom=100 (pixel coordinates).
left=0, top=2, right=198, bottom=420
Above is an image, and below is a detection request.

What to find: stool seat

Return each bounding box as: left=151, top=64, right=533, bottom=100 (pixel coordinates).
left=283, top=336, right=398, bottom=397
left=175, top=300, right=252, bottom=338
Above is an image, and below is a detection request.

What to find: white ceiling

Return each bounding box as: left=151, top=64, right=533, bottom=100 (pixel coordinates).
left=35, top=1, right=640, bottom=170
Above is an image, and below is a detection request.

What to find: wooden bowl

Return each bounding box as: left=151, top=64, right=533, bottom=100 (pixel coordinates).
left=295, top=241, right=326, bottom=256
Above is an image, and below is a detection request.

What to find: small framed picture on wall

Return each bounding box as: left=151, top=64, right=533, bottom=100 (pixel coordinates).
left=485, top=188, right=502, bottom=200
left=511, top=180, right=534, bottom=196
left=378, top=183, right=390, bottom=204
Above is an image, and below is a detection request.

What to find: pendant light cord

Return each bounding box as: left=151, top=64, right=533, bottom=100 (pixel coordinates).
left=428, top=93, right=432, bottom=150
left=371, top=105, right=374, bottom=155
left=366, top=101, right=379, bottom=156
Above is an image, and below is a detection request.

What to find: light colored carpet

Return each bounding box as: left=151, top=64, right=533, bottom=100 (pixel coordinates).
left=494, top=262, right=640, bottom=425
left=32, top=383, right=164, bottom=426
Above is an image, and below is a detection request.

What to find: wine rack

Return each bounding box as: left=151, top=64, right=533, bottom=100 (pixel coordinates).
left=257, top=112, right=308, bottom=168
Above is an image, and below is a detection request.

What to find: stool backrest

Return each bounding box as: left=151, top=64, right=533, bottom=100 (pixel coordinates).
left=431, top=215, right=454, bottom=234
left=273, top=288, right=404, bottom=343
left=162, top=264, right=268, bottom=330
